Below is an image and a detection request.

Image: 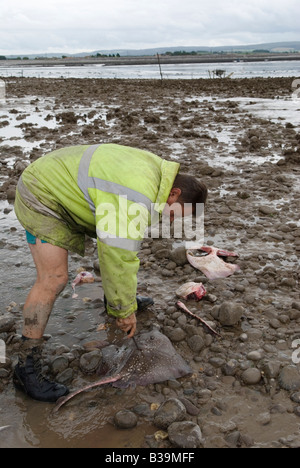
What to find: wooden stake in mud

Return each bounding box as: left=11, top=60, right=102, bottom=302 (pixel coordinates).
left=157, top=53, right=163, bottom=82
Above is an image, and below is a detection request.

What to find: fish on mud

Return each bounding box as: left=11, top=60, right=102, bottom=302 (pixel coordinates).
left=186, top=246, right=241, bottom=280
left=54, top=329, right=192, bottom=412
left=71, top=271, right=94, bottom=298
left=176, top=282, right=207, bottom=301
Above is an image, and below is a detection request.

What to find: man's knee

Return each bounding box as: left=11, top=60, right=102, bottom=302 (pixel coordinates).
left=39, top=272, right=69, bottom=297
left=53, top=273, right=68, bottom=296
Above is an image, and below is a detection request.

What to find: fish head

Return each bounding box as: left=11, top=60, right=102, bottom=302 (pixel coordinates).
left=176, top=282, right=207, bottom=301
left=133, top=329, right=165, bottom=352
left=77, top=271, right=95, bottom=283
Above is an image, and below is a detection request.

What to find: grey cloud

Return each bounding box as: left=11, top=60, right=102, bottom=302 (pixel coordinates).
left=0, top=0, right=299, bottom=54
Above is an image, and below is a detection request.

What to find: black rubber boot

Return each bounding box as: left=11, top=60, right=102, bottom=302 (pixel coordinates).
left=13, top=345, right=69, bottom=403
left=136, top=296, right=154, bottom=311
left=104, top=295, right=154, bottom=312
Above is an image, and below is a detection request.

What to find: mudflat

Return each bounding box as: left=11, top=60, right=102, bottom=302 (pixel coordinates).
left=0, top=76, right=299, bottom=448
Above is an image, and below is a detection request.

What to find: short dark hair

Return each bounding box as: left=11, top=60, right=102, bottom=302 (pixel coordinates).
left=173, top=174, right=208, bottom=212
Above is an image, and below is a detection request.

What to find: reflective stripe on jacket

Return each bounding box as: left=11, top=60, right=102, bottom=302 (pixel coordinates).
left=19, top=144, right=180, bottom=318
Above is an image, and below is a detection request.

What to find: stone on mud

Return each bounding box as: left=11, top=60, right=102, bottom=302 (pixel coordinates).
left=164, top=327, right=186, bottom=343
left=279, top=366, right=300, bottom=391
left=168, top=421, right=202, bottom=448
left=56, top=368, right=74, bottom=385
left=187, top=335, right=205, bottom=353
left=0, top=315, right=16, bottom=334
left=50, top=356, right=69, bottom=375
left=80, top=350, right=102, bottom=374
left=114, top=410, right=138, bottom=429
left=154, top=398, right=186, bottom=429
left=241, top=368, right=262, bottom=385
left=170, top=246, right=188, bottom=266
left=218, top=302, right=245, bottom=326
left=259, top=205, right=276, bottom=216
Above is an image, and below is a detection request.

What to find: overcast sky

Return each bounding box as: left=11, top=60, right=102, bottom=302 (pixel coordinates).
left=0, top=0, right=299, bottom=55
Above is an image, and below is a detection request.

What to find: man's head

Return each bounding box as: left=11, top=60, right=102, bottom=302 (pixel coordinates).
left=164, top=174, right=208, bottom=222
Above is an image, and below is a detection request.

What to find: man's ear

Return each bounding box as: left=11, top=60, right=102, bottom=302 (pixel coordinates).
left=167, top=187, right=182, bottom=204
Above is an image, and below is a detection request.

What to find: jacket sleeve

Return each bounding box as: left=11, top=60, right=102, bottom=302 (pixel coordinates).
left=97, top=240, right=140, bottom=318
left=94, top=193, right=150, bottom=319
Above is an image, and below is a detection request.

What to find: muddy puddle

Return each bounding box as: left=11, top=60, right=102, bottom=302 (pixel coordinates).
left=0, top=77, right=300, bottom=448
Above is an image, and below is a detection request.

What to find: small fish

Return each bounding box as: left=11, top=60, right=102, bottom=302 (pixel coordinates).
left=187, top=246, right=240, bottom=280
left=176, top=282, right=207, bottom=301
left=71, top=271, right=94, bottom=298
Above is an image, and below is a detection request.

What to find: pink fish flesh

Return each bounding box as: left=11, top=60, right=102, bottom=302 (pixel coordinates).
left=72, top=271, right=94, bottom=298
left=176, top=282, right=207, bottom=301
left=177, top=301, right=221, bottom=337
left=186, top=246, right=240, bottom=280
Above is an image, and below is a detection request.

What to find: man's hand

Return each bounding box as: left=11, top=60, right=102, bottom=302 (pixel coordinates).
left=116, top=313, right=137, bottom=338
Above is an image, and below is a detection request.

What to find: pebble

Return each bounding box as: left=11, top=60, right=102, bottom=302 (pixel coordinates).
left=50, top=356, right=69, bottom=375
left=259, top=205, right=276, bottom=215
left=187, top=335, right=205, bottom=353
left=225, top=431, right=241, bottom=448
left=290, top=392, right=300, bottom=404
left=56, top=368, right=74, bottom=385
left=164, top=327, right=186, bottom=343
left=170, top=246, right=189, bottom=266
left=263, top=361, right=281, bottom=379
left=279, top=366, right=300, bottom=391
left=0, top=315, right=16, bottom=334
left=179, top=397, right=200, bottom=416
left=222, top=359, right=239, bottom=376
left=167, top=421, right=202, bottom=448
left=256, top=412, right=271, bottom=426
left=241, top=368, right=262, bottom=385
left=218, top=302, right=245, bottom=326
left=79, top=350, right=102, bottom=374
left=154, top=398, right=186, bottom=429
left=114, top=410, right=138, bottom=429
left=281, top=278, right=296, bottom=288
left=132, top=404, right=151, bottom=417
left=247, top=351, right=262, bottom=361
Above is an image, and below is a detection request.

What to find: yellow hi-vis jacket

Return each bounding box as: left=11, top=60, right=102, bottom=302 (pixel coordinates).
left=15, top=144, right=180, bottom=318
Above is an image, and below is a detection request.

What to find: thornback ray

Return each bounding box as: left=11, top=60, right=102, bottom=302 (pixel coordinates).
left=54, top=329, right=192, bottom=412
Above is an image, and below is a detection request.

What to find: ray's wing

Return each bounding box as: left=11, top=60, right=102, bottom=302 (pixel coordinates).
left=119, top=331, right=192, bottom=387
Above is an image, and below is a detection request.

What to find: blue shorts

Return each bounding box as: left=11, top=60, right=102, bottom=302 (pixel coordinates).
left=26, top=230, right=48, bottom=245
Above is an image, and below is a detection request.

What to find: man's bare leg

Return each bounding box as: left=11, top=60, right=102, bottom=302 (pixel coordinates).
left=14, top=240, right=70, bottom=402
left=22, top=240, right=69, bottom=339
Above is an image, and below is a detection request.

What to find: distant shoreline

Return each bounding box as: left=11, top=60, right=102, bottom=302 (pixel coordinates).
left=1, top=53, right=300, bottom=68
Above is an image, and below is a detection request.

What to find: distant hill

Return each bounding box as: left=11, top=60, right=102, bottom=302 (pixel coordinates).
left=81, top=41, right=300, bottom=57
left=6, top=41, right=300, bottom=59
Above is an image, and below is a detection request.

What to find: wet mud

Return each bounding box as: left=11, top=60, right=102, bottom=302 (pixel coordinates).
left=0, top=77, right=300, bottom=448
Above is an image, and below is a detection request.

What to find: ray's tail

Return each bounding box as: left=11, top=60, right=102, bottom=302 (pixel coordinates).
left=53, top=374, right=122, bottom=413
